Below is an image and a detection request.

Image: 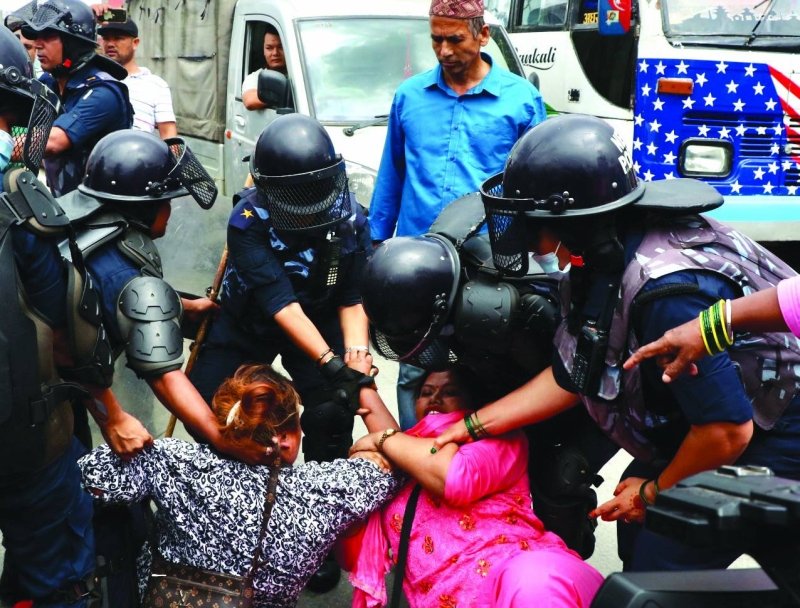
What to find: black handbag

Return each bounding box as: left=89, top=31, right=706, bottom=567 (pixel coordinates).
left=142, top=463, right=280, bottom=608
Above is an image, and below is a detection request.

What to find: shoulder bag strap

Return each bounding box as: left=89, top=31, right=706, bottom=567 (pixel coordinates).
left=389, top=483, right=423, bottom=608
left=246, top=462, right=281, bottom=578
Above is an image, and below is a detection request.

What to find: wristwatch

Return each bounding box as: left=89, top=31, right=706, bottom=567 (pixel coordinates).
left=377, top=428, right=399, bottom=452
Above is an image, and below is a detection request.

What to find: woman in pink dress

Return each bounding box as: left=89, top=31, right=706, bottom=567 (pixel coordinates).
left=340, top=366, right=603, bottom=608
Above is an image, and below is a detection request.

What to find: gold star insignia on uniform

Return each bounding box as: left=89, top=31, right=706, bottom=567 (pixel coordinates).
left=242, top=208, right=254, bottom=219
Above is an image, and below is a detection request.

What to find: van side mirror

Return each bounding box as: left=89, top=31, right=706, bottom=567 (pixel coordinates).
left=598, top=0, right=632, bottom=35
left=527, top=71, right=540, bottom=91
left=256, top=69, right=293, bottom=111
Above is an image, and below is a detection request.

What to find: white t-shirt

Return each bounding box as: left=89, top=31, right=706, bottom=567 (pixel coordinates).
left=124, top=67, right=176, bottom=133
left=241, top=69, right=260, bottom=95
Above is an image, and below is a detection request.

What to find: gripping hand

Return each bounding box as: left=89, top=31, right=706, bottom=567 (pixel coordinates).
left=320, top=355, right=375, bottom=413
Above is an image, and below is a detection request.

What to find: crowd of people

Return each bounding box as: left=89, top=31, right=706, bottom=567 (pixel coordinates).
left=2, top=0, right=799, bottom=606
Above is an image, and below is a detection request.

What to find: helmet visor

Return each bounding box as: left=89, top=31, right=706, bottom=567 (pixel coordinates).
left=370, top=328, right=458, bottom=370
left=481, top=173, right=532, bottom=277
left=166, top=138, right=217, bottom=209
left=251, top=158, right=351, bottom=233
left=0, top=66, right=60, bottom=173
left=11, top=0, right=93, bottom=43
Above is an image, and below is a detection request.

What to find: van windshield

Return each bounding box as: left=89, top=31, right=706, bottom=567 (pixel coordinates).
left=297, top=17, right=519, bottom=122
left=662, top=0, right=800, bottom=49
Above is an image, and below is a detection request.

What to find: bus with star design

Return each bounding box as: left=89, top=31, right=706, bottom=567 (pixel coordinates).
left=487, top=0, right=800, bottom=244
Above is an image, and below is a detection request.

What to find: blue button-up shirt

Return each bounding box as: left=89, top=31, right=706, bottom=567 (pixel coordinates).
left=369, top=54, right=546, bottom=240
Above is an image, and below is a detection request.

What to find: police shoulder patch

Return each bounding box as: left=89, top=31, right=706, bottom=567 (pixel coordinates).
left=229, top=201, right=256, bottom=231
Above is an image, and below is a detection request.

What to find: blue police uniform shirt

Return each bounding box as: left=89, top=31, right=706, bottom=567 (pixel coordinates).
left=83, top=243, right=140, bottom=347
left=1, top=155, right=67, bottom=327
left=41, top=64, right=131, bottom=196
left=221, top=188, right=369, bottom=334
left=369, top=53, right=546, bottom=241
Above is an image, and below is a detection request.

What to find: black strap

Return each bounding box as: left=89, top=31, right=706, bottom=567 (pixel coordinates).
left=389, top=484, right=423, bottom=608
left=247, top=460, right=281, bottom=577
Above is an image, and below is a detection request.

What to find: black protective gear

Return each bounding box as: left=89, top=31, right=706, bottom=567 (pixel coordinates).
left=116, top=276, right=184, bottom=377
left=79, top=130, right=217, bottom=209
left=0, top=29, right=60, bottom=172
left=527, top=442, right=601, bottom=559
left=9, top=0, right=96, bottom=46
left=300, top=384, right=357, bottom=462
left=318, top=355, right=374, bottom=414
left=249, top=114, right=351, bottom=233
left=363, top=234, right=460, bottom=368
left=0, top=174, right=92, bottom=475
left=481, top=114, right=723, bottom=276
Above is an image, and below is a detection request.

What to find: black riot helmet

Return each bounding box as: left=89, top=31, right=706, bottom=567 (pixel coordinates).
left=7, top=0, right=125, bottom=78
left=0, top=26, right=60, bottom=172
left=362, top=234, right=461, bottom=369
left=481, top=114, right=644, bottom=275
left=79, top=130, right=217, bottom=209
left=249, top=114, right=351, bottom=233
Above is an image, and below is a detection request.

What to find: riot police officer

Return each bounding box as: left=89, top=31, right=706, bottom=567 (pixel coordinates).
left=56, top=129, right=278, bottom=605
left=7, top=0, right=132, bottom=196
left=436, top=113, right=800, bottom=571
left=0, top=26, right=109, bottom=607
left=187, top=113, right=373, bottom=592
left=360, top=193, right=616, bottom=558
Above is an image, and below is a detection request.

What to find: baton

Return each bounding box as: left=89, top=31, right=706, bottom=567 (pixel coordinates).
left=164, top=245, right=228, bottom=437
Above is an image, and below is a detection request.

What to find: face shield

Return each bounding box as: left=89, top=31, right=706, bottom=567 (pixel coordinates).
left=250, top=156, right=352, bottom=233
left=166, top=138, right=218, bottom=209
left=0, top=66, right=60, bottom=173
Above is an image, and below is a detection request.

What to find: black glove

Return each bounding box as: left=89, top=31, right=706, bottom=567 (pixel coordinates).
left=319, top=355, right=375, bottom=413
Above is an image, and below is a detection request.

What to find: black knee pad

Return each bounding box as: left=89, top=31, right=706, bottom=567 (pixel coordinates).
left=528, top=443, right=602, bottom=559
left=300, top=397, right=354, bottom=463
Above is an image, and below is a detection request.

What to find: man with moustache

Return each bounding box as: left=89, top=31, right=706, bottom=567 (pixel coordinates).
left=369, top=0, right=546, bottom=430
left=98, top=18, right=177, bottom=139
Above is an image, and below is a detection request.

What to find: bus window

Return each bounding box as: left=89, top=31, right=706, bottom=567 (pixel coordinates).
left=571, top=0, right=637, bottom=108
left=520, top=0, right=569, bottom=28
left=485, top=0, right=513, bottom=26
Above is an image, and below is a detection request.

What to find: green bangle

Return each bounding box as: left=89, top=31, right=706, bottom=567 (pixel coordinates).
left=463, top=413, right=480, bottom=442
left=638, top=479, right=654, bottom=507
left=473, top=413, right=490, bottom=438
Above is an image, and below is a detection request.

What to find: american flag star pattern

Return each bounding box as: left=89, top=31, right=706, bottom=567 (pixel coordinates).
left=632, top=58, right=800, bottom=197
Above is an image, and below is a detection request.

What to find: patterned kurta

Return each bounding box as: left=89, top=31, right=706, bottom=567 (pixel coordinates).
left=79, top=439, right=401, bottom=607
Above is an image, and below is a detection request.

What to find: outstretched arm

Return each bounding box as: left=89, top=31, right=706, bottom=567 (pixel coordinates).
left=147, top=370, right=272, bottom=465
left=624, top=286, right=788, bottom=382
left=433, top=365, right=579, bottom=449
left=591, top=419, right=753, bottom=524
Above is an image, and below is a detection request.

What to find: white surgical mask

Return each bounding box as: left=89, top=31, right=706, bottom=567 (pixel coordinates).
left=533, top=241, right=569, bottom=278
left=0, top=131, right=13, bottom=175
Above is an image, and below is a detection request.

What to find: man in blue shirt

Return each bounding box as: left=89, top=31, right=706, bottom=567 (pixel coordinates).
left=370, top=0, right=546, bottom=430
left=369, top=0, right=546, bottom=242
left=9, top=0, right=132, bottom=196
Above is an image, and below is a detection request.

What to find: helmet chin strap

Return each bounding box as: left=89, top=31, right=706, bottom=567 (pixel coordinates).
left=51, top=38, right=94, bottom=77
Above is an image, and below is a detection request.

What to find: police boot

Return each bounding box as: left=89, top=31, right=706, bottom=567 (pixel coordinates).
left=305, top=552, right=341, bottom=594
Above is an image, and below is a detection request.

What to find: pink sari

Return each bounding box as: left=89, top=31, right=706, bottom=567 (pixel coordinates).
left=349, top=411, right=602, bottom=608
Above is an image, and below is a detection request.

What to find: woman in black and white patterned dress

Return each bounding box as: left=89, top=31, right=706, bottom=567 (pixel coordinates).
left=79, top=363, right=402, bottom=607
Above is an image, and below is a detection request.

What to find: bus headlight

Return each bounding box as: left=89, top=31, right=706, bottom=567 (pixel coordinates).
left=345, top=160, right=377, bottom=210
left=679, top=140, right=732, bottom=177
